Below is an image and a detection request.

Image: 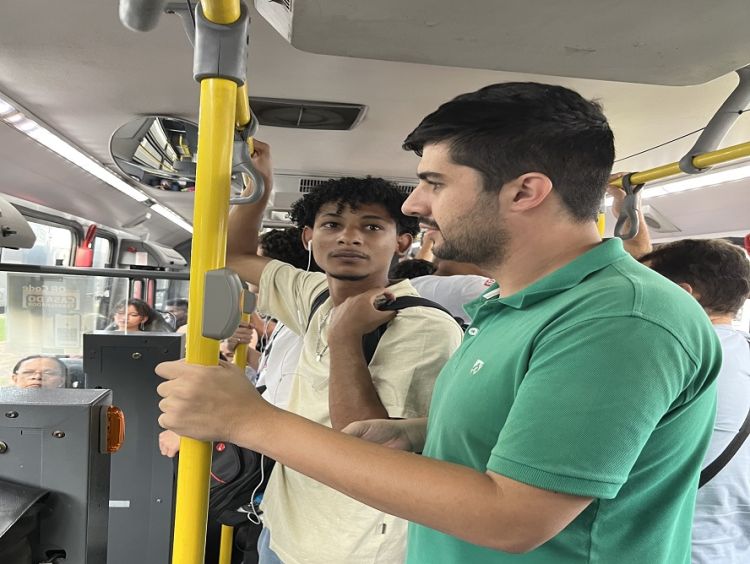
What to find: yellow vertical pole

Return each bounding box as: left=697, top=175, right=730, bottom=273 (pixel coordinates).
left=596, top=212, right=606, bottom=236
left=218, top=525, right=234, bottom=564
left=217, top=311, right=252, bottom=564
left=172, top=77, right=237, bottom=564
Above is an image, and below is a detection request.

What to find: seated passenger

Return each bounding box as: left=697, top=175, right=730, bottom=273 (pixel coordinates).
left=107, top=298, right=173, bottom=332
left=11, top=355, right=68, bottom=389
left=640, top=238, right=750, bottom=564
left=164, top=298, right=189, bottom=330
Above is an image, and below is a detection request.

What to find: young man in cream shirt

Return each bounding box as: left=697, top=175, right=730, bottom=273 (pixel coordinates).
left=224, top=150, right=462, bottom=564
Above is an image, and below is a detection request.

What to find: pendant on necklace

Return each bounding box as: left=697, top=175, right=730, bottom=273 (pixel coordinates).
left=316, top=353, right=322, bottom=362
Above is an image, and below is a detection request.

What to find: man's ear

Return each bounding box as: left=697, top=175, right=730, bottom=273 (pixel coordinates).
left=302, top=227, right=313, bottom=250
left=396, top=233, right=413, bottom=256
left=677, top=282, right=694, bottom=296
left=10, top=374, right=18, bottom=385
left=504, top=172, right=554, bottom=212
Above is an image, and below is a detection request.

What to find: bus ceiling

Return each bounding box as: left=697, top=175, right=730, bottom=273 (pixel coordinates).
left=254, top=0, right=750, bottom=86
left=1, top=1, right=750, bottom=245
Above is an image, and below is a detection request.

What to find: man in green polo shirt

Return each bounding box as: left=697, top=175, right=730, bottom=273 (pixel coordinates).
left=156, top=82, right=721, bottom=563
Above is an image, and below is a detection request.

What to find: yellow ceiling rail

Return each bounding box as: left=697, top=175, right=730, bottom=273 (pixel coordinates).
left=202, top=0, right=240, bottom=24
left=611, top=140, right=750, bottom=187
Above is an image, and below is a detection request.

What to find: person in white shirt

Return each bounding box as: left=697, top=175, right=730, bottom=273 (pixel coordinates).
left=408, top=231, right=493, bottom=324
left=640, top=237, right=750, bottom=564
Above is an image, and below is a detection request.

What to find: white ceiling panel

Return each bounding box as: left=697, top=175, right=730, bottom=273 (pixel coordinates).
left=0, top=1, right=747, bottom=245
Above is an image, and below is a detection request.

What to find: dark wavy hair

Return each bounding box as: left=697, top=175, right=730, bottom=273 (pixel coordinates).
left=260, top=227, right=321, bottom=271
left=390, top=258, right=437, bottom=279
left=289, top=177, right=419, bottom=236
left=403, top=82, right=614, bottom=222
left=640, top=238, right=750, bottom=315
left=113, top=298, right=160, bottom=326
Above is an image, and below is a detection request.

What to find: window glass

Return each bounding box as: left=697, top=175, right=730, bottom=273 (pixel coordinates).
left=1, top=222, right=73, bottom=266
left=0, top=268, right=186, bottom=388
left=0, top=272, right=131, bottom=387
left=92, top=237, right=112, bottom=268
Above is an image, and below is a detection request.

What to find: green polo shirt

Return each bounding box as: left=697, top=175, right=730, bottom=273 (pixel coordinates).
left=407, top=238, right=721, bottom=564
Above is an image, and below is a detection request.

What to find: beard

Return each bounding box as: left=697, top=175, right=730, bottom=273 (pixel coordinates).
left=434, top=227, right=508, bottom=265
left=432, top=196, right=509, bottom=266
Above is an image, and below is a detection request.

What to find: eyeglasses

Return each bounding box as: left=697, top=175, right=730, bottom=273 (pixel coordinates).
left=16, top=369, right=63, bottom=379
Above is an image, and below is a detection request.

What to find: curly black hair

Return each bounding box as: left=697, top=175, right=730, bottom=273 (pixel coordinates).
left=260, top=227, right=321, bottom=271
left=289, top=177, right=419, bottom=236
left=390, top=258, right=437, bottom=279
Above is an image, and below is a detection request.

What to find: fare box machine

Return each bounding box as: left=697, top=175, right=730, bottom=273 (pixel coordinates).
left=0, top=388, right=119, bottom=563
left=0, top=331, right=183, bottom=563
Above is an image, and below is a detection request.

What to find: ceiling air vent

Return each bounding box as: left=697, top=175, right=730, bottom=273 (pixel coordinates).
left=268, top=0, right=292, bottom=10
left=394, top=183, right=416, bottom=196
left=299, top=178, right=416, bottom=195
left=299, top=177, right=332, bottom=193
left=250, top=97, right=366, bottom=130
left=642, top=205, right=681, bottom=234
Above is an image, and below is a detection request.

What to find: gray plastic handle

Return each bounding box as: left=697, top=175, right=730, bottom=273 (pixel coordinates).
left=202, top=269, right=244, bottom=340
left=119, top=0, right=166, bottom=32
left=229, top=118, right=265, bottom=205
left=230, top=166, right=265, bottom=205
left=679, top=65, right=750, bottom=173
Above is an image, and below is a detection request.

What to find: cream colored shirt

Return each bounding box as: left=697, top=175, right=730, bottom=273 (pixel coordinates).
left=257, top=260, right=463, bottom=564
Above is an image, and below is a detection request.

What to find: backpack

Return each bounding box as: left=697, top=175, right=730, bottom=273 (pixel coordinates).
left=207, top=435, right=274, bottom=527
left=207, top=288, right=458, bottom=528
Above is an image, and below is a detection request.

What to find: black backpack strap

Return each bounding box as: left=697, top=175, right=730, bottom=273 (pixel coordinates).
left=361, top=295, right=461, bottom=364
left=699, top=408, right=750, bottom=488
left=377, top=295, right=453, bottom=318
left=698, top=337, right=750, bottom=488
left=307, top=289, right=331, bottom=330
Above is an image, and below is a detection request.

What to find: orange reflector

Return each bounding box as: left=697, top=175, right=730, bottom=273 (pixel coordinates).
left=106, top=406, right=125, bottom=453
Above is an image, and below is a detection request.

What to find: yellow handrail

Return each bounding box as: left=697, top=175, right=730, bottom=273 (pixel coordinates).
left=172, top=4, right=251, bottom=563
left=172, top=73, right=237, bottom=564
left=236, top=83, right=251, bottom=131
left=203, top=0, right=240, bottom=25
left=218, top=525, right=234, bottom=564
left=611, top=140, right=750, bottom=187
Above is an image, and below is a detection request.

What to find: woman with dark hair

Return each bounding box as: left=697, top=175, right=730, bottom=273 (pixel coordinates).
left=109, top=299, right=171, bottom=332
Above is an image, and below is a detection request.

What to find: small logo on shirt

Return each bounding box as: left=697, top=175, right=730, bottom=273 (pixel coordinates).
left=470, top=359, right=485, bottom=375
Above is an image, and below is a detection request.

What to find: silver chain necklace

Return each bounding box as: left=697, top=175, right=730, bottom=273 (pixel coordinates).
left=314, top=306, right=334, bottom=362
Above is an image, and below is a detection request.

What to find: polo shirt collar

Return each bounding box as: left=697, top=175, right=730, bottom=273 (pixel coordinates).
left=465, top=238, right=628, bottom=314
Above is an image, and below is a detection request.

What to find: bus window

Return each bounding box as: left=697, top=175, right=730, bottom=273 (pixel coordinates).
left=1, top=221, right=74, bottom=266
left=92, top=236, right=112, bottom=268
left=0, top=272, right=137, bottom=387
